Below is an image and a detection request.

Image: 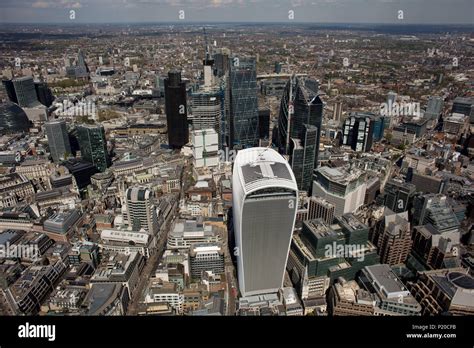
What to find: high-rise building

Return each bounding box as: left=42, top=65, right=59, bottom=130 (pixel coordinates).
left=312, top=166, right=367, bottom=216
left=2, top=79, right=18, bottom=104
left=383, top=179, right=417, bottom=214
left=451, top=97, right=474, bottom=123
left=192, top=128, right=219, bottom=168
left=76, top=124, right=110, bottom=172
left=258, top=107, right=270, bottom=141
left=45, top=120, right=72, bottom=163
left=228, top=56, right=259, bottom=149
left=278, top=75, right=323, bottom=168
left=12, top=76, right=39, bottom=107
left=289, top=124, right=317, bottom=192
left=165, top=70, right=189, bottom=148
left=372, top=210, right=412, bottom=266
left=126, top=187, right=159, bottom=235
left=232, top=148, right=298, bottom=297
left=34, top=82, right=54, bottom=107
left=412, top=194, right=460, bottom=233
left=341, top=112, right=374, bottom=152
left=191, top=89, right=223, bottom=141
left=213, top=48, right=230, bottom=78
left=425, top=96, right=444, bottom=120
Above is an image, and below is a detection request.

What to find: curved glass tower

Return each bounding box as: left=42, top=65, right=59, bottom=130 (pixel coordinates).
left=232, top=147, right=298, bottom=297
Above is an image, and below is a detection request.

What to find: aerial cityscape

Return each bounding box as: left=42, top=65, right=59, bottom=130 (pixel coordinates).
left=0, top=1, right=473, bottom=335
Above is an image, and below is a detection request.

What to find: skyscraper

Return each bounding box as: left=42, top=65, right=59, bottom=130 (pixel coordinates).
left=229, top=56, right=259, bottom=149
left=12, top=76, right=39, bottom=107
left=165, top=70, right=189, bottom=148
left=278, top=75, right=323, bottom=167
left=232, top=147, right=298, bottom=297
left=76, top=124, right=110, bottom=172
left=45, top=120, right=72, bottom=163
left=342, top=112, right=375, bottom=152
left=191, top=89, right=223, bottom=142
left=289, top=124, right=317, bottom=192
left=126, top=187, right=159, bottom=235
left=312, top=166, right=367, bottom=217
left=383, top=179, right=416, bottom=214
left=34, top=82, right=54, bottom=107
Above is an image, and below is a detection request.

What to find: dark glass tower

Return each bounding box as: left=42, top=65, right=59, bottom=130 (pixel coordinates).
left=34, top=82, right=54, bottom=107
left=45, top=119, right=71, bottom=163
left=229, top=56, right=259, bottom=149
left=289, top=124, right=318, bottom=192
left=165, top=70, right=189, bottom=148
left=278, top=75, right=323, bottom=168
left=76, top=124, right=110, bottom=172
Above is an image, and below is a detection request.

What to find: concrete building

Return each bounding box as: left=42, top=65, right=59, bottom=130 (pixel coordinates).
left=192, top=128, right=219, bottom=168
left=312, top=166, right=367, bottom=217
left=189, top=243, right=225, bottom=280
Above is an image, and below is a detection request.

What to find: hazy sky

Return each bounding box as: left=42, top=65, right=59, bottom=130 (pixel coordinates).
left=0, top=0, right=473, bottom=24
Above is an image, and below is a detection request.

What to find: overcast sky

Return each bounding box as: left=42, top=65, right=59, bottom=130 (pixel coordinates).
left=0, top=0, right=473, bottom=24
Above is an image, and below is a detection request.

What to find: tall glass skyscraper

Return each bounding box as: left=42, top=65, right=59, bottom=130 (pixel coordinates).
left=278, top=75, right=323, bottom=167
left=232, top=147, right=298, bottom=297
left=165, top=70, right=189, bottom=148
left=76, top=124, right=110, bottom=172
left=290, top=124, right=318, bottom=192
left=12, top=76, right=39, bottom=107
left=229, top=56, right=259, bottom=149
left=45, top=119, right=71, bottom=163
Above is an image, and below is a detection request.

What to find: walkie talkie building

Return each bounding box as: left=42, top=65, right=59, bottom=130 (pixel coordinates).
left=232, top=148, right=299, bottom=297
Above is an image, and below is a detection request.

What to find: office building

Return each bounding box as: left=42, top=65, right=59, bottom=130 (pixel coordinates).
left=165, top=70, right=189, bottom=148
left=413, top=194, right=460, bottom=233
left=383, top=179, right=417, bottom=214
left=191, top=88, right=223, bottom=137
left=451, top=97, right=474, bottom=123
left=9, top=261, right=67, bottom=314
left=0, top=103, right=31, bottom=133
left=327, top=278, right=376, bottom=316
left=229, top=56, right=259, bottom=149
left=232, top=148, right=298, bottom=297
left=372, top=210, right=412, bottom=266
left=258, top=107, right=270, bottom=140
left=34, top=81, right=54, bottom=107
left=342, top=112, right=375, bottom=152
left=289, top=124, right=318, bottom=192
left=90, top=251, right=145, bottom=298
left=2, top=79, right=18, bottom=104
left=213, top=48, right=230, bottom=78
left=358, top=264, right=422, bottom=315
left=45, top=120, right=72, bottom=163
left=192, top=128, right=219, bottom=168
left=167, top=218, right=221, bottom=249
left=43, top=210, right=82, bottom=235
left=307, top=196, right=335, bottom=224
left=63, top=159, right=98, bottom=190
left=425, top=96, right=444, bottom=120
left=76, top=124, right=110, bottom=172
left=312, top=166, right=367, bottom=216
left=126, top=187, right=159, bottom=235
left=411, top=224, right=460, bottom=270
left=278, top=75, right=323, bottom=168
left=189, top=243, right=225, bottom=280
left=408, top=268, right=474, bottom=315
left=12, top=76, right=39, bottom=107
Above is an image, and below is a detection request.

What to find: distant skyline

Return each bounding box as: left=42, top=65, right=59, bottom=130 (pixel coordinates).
left=0, top=0, right=473, bottom=24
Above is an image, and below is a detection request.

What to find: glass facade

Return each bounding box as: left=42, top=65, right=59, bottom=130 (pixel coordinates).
left=229, top=57, right=259, bottom=149
left=76, top=124, right=110, bottom=172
